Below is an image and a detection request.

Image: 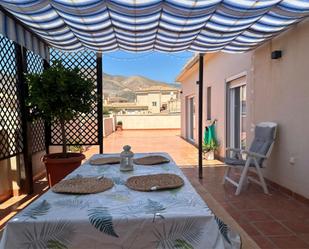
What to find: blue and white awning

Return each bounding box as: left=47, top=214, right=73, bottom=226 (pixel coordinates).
left=0, top=9, right=49, bottom=59
left=0, top=0, right=309, bottom=53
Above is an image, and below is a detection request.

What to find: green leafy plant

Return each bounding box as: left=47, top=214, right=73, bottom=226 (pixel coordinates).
left=202, top=142, right=219, bottom=153
left=203, top=123, right=219, bottom=153
left=67, top=145, right=83, bottom=153
left=117, top=121, right=123, bottom=126
left=26, top=60, right=96, bottom=154
left=103, top=107, right=111, bottom=115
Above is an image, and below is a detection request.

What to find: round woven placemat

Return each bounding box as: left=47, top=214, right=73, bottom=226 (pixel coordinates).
left=126, top=173, right=184, bottom=191
left=133, top=155, right=170, bottom=165
left=90, top=157, right=120, bottom=165
left=52, top=177, right=114, bottom=194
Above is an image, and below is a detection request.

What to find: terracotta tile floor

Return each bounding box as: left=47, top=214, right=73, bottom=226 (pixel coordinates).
left=186, top=165, right=309, bottom=248
left=84, top=129, right=222, bottom=167
left=1, top=129, right=309, bottom=249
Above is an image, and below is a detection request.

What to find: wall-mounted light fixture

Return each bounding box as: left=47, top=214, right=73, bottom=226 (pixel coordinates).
left=271, top=50, right=282, bottom=59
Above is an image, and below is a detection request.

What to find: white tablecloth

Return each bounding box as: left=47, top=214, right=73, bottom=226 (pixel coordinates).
left=0, top=153, right=240, bottom=249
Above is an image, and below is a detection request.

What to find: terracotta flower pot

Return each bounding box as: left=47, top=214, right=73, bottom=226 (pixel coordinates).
left=116, top=124, right=123, bottom=131
left=43, top=153, right=85, bottom=187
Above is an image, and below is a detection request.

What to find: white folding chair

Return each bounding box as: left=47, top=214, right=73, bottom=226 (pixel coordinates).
left=223, top=122, right=278, bottom=195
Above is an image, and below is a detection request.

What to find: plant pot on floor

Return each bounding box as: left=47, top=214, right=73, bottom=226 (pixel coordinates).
left=43, top=153, right=85, bottom=187
left=204, top=150, right=215, bottom=160
left=116, top=124, right=123, bottom=131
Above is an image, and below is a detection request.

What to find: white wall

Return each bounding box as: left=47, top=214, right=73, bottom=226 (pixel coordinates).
left=0, top=157, right=14, bottom=201
left=103, top=116, right=115, bottom=137
left=252, top=19, right=309, bottom=198
left=179, top=18, right=309, bottom=198
left=203, top=52, right=253, bottom=156
left=0, top=152, right=45, bottom=202
left=115, top=113, right=180, bottom=130
left=147, top=93, right=161, bottom=113
left=180, top=65, right=199, bottom=143
left=136, top=91, right=180, bottom=113
left=179, top=52, right=253, bottom=149
left=136, top=93, right=148, bottom=106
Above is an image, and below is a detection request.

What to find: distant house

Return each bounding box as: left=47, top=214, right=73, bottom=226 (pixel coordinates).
left=104, top=102, right=148, bottom=115
left=104, top=96, right=128, bottom=104
left=135, top=85, right=180, bottom=113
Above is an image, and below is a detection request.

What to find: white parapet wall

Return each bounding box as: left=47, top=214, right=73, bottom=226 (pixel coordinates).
left=103, top=115, right=115, bottom=137
left=115, top=113, right=180, bottom=130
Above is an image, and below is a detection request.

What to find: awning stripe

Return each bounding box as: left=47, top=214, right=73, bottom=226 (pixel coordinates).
left=0, top=8, right=49, bottom=59
left=0, top=0, right=308, bottom=53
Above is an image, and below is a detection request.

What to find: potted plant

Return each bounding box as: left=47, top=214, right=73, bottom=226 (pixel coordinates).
left=202, top=142, right=219, bottom=160
left=116, top=121, right=123, bottom=131
left=26, top=60, right=95, bottom=186
left=203, top=121, right=219, bottom=160
left=103, top=107, right=111, bottom=116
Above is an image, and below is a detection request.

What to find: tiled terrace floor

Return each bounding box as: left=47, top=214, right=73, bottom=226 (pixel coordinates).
left=84, top=129, right=222, bottom=167
left=87, top=130, right=309, bottom=249
left=1, top=130, right=309, bottom=249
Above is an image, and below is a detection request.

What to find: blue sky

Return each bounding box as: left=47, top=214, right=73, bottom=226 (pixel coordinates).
left=103, top=51, right=193, bottom=84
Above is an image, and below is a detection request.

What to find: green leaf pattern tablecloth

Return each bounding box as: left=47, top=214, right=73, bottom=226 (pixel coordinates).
left=0, top=153, right=241, bottom=249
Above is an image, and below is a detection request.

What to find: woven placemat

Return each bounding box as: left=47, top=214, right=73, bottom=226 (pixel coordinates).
left=126, top=173, right=184, bottom=191
left=90, top=157, right=120, bottom=165
left=52, top=177, right=114, bottom=194
left=133, top=155, right=170, bottom=165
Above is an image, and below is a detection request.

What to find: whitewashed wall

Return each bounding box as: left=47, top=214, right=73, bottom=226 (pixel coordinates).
left=115, top=113, right=180, bottom=130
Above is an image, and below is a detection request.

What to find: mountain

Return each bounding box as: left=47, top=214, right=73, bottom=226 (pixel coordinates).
left=103, top=73, right=180, bottom=102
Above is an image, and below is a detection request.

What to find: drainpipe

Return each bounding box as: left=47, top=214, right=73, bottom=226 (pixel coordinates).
left=198, top=53, right=204, bottom=179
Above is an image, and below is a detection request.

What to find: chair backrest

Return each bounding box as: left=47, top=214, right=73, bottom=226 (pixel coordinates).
left=249, top=122, right=278, bottom=165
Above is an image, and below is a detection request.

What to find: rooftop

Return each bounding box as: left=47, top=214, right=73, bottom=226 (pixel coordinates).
left=136, top=85, right=180, bottom=93
left=105, top=102, right=148, bottom=110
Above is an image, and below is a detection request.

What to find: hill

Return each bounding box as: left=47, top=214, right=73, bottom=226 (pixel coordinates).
left=103, top=73, right=180, bottom=101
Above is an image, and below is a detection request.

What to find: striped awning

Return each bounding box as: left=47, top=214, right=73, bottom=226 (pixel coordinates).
left=0, top=9, right=49, bottom=59
left=0, top=0, right=309, bottom=53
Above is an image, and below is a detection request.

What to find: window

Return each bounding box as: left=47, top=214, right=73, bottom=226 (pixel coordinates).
left=152, top=101, right=157, bottom=106
left=207, top=87, right=211, bottom=120
left=161, top=103, right=167, bottom=111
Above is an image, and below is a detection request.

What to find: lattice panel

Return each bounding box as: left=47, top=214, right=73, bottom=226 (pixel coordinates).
left=0, top=35, right=23, bottom=160
left=26, top=50, right=44, bottom=74
left=49, top=49, right=99, bottom=145
left=30, top=119, right=45, bottom=153
left=26, top=50, right=46, bottom=153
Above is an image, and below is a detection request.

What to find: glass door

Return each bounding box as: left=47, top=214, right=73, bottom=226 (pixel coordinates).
left=186, top=96, right=195, bottom=142
left=227, top=81, right=247, bottom=154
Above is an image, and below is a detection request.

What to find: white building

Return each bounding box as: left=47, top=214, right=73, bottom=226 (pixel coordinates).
left=135, top=85, right=180, bottom=113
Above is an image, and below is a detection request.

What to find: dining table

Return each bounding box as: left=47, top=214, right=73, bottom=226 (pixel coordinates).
left=0, top=152, right=241, bottom=249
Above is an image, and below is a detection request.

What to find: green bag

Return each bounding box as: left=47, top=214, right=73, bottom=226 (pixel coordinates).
left=203, top=123, right=218, bottom=152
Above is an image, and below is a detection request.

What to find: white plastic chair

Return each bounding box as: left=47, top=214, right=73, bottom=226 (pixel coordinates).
left=223, top=122, right=278, bottom=195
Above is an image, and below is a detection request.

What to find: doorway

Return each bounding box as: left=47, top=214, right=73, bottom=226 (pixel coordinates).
left=226, top=77, right=247, bottom=152
left=186, top=96, right=195, bottom=142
